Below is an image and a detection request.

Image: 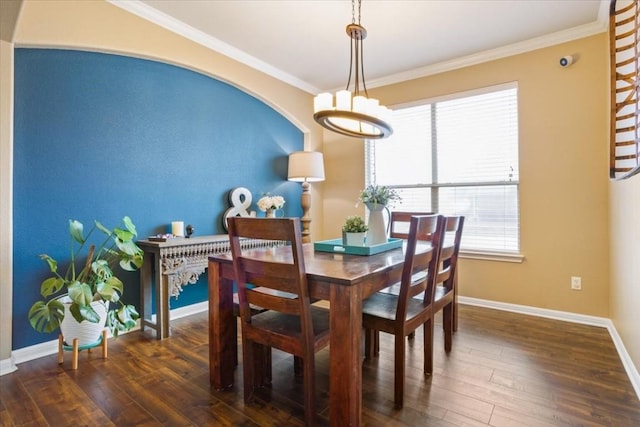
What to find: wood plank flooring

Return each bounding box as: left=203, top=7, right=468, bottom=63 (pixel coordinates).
left=1, top=305, right=639, bottom=426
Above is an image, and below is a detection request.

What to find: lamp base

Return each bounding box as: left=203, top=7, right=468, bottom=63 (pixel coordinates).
left=300, top=181, right=312, bottom=243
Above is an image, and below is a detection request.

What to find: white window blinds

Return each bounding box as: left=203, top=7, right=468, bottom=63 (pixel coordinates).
left=366, top=84, right=520, bottom=253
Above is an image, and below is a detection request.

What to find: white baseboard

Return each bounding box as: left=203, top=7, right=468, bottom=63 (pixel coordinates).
left=0, top=356, right=17, bottom=375
left=4, top=301, right=210, bottom=372
left=459, top=296, right=640, bottom=401
left=168, top=301, right=208, bottom=319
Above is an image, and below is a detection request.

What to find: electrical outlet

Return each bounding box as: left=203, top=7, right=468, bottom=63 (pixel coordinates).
left=571, top=276, right=582, bottom=290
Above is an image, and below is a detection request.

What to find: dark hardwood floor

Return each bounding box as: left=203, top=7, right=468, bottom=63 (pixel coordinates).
left=1, top=304, right=639, bottom=426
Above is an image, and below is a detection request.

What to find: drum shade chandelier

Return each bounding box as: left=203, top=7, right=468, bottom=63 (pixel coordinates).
left=313, top=0, right=393, bottom=139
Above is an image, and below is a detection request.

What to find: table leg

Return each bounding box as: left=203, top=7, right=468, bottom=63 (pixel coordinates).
left=158, top=273, right=170, bottom=339
left=329, top=283, right=362, bottom=426
left=140, top=253, right=153, bottom=334
left=153, top=254, right=170, bottom=339
left=209, top=260, right=236, bottom=389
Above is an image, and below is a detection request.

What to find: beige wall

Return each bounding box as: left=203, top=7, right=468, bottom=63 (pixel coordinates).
left=0, top=39, right=15, bottom=363
left=324, top=34, right=612, bottom=318
left=610, top=177, right=640, bottom=367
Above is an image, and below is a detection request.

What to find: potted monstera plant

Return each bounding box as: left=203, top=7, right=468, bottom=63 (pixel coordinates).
left=28, top=216, right=144, bottom=346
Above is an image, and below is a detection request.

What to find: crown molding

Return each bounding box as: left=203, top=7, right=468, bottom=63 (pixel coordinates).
left=107, top=0, right=319, bottom=94
left=110, top=1, right=608, bottom=94
left=367, top=19, right=608, bottom=89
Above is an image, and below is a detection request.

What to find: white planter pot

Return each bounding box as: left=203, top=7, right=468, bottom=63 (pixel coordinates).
left=59, top=296, right=109, bottom=346
left=343, top=232, right=367, bottom=246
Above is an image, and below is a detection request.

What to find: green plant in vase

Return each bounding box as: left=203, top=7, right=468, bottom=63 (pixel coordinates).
left=358, top=184, right=401, bottom=208
left=342, top=215, right=368, bottom=246
left=28, top=216, right=144, bottom=341
left=358, top=184, right=401, bottom=246
left=343, top=215, right=368, bottom=233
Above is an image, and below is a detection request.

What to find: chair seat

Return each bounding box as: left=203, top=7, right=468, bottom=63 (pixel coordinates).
left=434, top=285, right=447, bottom=302
left=377, top=270, right=428, bottom=296
left=362, top=292, right=429, bottom=323
left=379, top=284, right=452, bottom=307
left=251, top=306, right=330, bottom=346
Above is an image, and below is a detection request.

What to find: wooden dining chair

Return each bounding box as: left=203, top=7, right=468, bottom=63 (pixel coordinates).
left=227, top=217, right=330, bottom=426
left=362, top=214, right=445, bottom=409
left=388, top=211, right=464, bottom=332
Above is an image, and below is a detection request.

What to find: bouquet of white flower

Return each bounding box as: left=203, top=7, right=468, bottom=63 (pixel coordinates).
left=257, top=194, right=285, bottom=212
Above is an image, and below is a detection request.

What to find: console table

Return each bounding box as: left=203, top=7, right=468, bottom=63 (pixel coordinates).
left=137, top=234, right=284, bottom=339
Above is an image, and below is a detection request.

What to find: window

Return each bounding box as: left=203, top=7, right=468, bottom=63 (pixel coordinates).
left=366, top=83, right=520, bottom=254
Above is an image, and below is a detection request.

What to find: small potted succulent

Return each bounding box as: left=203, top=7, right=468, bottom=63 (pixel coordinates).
left=342, top=215, right=368, bottom=246
left=28, top=216, right=144, bottom=346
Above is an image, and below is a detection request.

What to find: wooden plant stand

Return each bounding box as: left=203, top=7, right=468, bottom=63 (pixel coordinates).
left=57, top=330, right=108, bottom=370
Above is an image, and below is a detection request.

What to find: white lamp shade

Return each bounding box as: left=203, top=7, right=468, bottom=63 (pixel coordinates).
left=287, top=151, right=325, bottom=182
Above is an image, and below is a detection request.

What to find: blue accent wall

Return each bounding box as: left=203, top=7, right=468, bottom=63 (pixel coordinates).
left=13, top=49, right=303, bottom=349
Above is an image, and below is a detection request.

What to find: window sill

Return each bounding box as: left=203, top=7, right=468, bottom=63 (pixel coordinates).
left=460, top=250, right=524, bottom=263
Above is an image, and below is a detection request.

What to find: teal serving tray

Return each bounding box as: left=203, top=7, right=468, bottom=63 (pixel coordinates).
left=314, top=238, right=403, bottom=256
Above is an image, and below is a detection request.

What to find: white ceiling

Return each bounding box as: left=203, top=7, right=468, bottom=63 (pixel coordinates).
left=111, top=0, right=609, bottom=94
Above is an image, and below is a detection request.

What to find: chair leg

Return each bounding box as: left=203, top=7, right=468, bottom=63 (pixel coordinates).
left=393, top=334, right=406, bottom=409
left=443, top=303, right=453, bottom=353
left=302, top=355, right=317, bottom=427
left=242, top=339, right=255, bottom=403
left=374, top=330, right=380, bottom=355
left=254, top=344, right=271, bottom=387
left=364, top=328, right=374, bottom=360
left=263, top=347, right=272, bottom=385
left=294, top=355, right=303, bottom=377
left=453, top=274, right=458, bottom=333
left=423, top=318, right=434, bottom=376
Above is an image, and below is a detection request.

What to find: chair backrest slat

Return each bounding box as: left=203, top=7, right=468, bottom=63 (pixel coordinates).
left=390, top=211, right=436, bottom=240
left=245, top=288, right=300, bottom=315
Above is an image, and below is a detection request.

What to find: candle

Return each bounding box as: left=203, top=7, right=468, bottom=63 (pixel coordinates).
left=171, top=221, right=184, bottom=237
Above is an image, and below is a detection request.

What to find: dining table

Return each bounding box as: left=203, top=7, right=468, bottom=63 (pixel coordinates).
left=207, top=242, right=410, bottom=426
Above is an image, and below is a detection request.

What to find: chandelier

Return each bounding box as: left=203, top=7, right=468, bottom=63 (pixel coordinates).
left=313, top=0, right=393, bottom=139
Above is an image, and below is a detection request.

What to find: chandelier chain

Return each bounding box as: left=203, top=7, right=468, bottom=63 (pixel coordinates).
left=352, top=0, right=361, bottom=25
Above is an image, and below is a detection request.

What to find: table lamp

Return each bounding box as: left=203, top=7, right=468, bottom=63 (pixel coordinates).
left=287, top=151, right=325, bottom=242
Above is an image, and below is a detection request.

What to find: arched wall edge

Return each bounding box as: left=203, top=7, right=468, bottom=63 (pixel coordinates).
left=14, top=43, right=312, bottom=149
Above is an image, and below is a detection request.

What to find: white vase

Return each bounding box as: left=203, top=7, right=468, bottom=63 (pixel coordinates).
left=59, top=296, right=109, bottom=346
left=266, top=208, right=276, bottom=218
left=365, top=202, right=390, bottom=246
